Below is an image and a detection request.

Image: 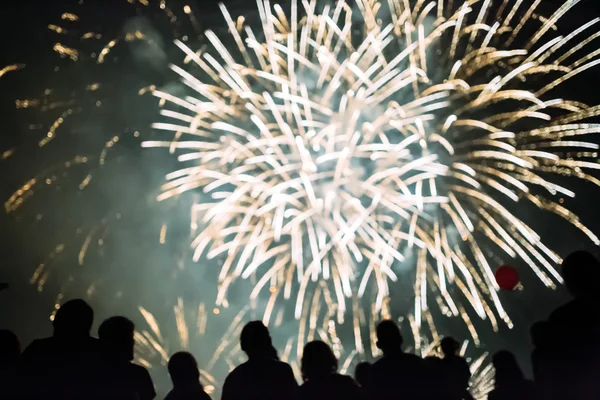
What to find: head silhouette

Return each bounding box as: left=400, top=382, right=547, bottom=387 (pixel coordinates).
left=168, top=352, right=202, bottom=388
left=0, top=329, right=20, bottom=366
left=530, top=321, right=552, bottom=349
left=354, top=361, right=372, bottom=387
left=492, top=350, right=525, bottom=386
left=376, top=320, right=403, bottom=355
left=441, top=337, right=460, bottom=357
left=561, top=251, right=600, bottom=298
left=240, top=321, right=273, bottom=358
left=98, top=316, right=135, bottom=361
left=301, top=340, right=338, bottom=381
left=53, top=299, right=94, bottom=339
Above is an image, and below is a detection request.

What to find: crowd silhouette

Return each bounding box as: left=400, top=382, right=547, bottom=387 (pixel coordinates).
left=1, top=250, right=599, bottom=399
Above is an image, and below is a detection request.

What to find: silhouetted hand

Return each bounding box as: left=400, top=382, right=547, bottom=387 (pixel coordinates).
left=0, top=283, right=8, bottom=291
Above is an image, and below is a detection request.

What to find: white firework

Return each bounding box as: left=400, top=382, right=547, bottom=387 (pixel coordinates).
left=141, top=0, right=600, bottom=337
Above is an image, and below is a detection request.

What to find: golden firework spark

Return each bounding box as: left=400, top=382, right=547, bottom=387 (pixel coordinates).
left=0, top=64, right=25, bottom=79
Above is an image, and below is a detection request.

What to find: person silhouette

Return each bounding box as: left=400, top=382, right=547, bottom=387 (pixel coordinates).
left=298, top=341, right=365, bottom=400
left=354, top=361, right=372, bottom=389
left=440, top=337, right=473, bottom=400
left=370, top=320, right=427, bottom=400
left=20, top=299, right=103, bottom=400
left=548, top=250, right=600, bottom=399
left=551, top=251, right=600, bottom=331
left=97, top=316, right=156, bottom=400
left=0, top=329, right=21, bottom=399
left=488, top=351, right=535, bottom=400
left=221, top=321, right=298, bottom=400
left=529, top=321, right=555, bottom=399
left=165, top=352, right=211, bottom=400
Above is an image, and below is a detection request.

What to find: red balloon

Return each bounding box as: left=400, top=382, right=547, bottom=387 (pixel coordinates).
left=495, top=265, right=519, bottom=290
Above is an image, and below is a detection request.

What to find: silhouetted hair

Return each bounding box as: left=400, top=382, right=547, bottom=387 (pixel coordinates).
left=530, top=321, right=551, bottom=348
left=240, top=321, right=272, bottom=357
left=493, top=350, right=525, bottom=386
left=168, top=351, right=201, bottom=387
left=0, top=329, right=20, bottom=365
left=53, top=299, right=94, bottom=337
left=98, top=316, right=135, bottom=361
left=354, top=361, right=372, bottom=387
left=441, top=337, right=460, bottom=356
left=562, top=250, right=600, bottom=297
left=301, top=341, right=337, bottom=381
left=376, top=320, right=403, bottom=353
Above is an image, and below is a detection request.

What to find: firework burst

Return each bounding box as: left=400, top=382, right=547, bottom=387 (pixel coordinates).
left=145, top=0, right=600, bottom=339
left=5, top=1, right=600, bottom=384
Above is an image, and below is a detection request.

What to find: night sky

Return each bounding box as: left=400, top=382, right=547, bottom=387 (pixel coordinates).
left=1, top=0, right=600, bottom=386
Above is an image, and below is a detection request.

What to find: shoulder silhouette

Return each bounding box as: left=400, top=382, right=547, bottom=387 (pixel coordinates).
left=164, top=352, right=211, bottom=400
left=298, top=340, right=365, bottom=400
left=221, top=321, right=298, bottom=400
left=98, top=316, right=156, bottom=400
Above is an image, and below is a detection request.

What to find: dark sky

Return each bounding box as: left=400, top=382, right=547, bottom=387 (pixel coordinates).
left=0, top=0, right=256, bottom=340
left=1, top=0, right=600, bottom=379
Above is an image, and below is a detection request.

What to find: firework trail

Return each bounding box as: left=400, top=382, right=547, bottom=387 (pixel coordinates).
left=143, top=0, right=600, bottom=340
left=0, top=64, right=25, bottom=79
